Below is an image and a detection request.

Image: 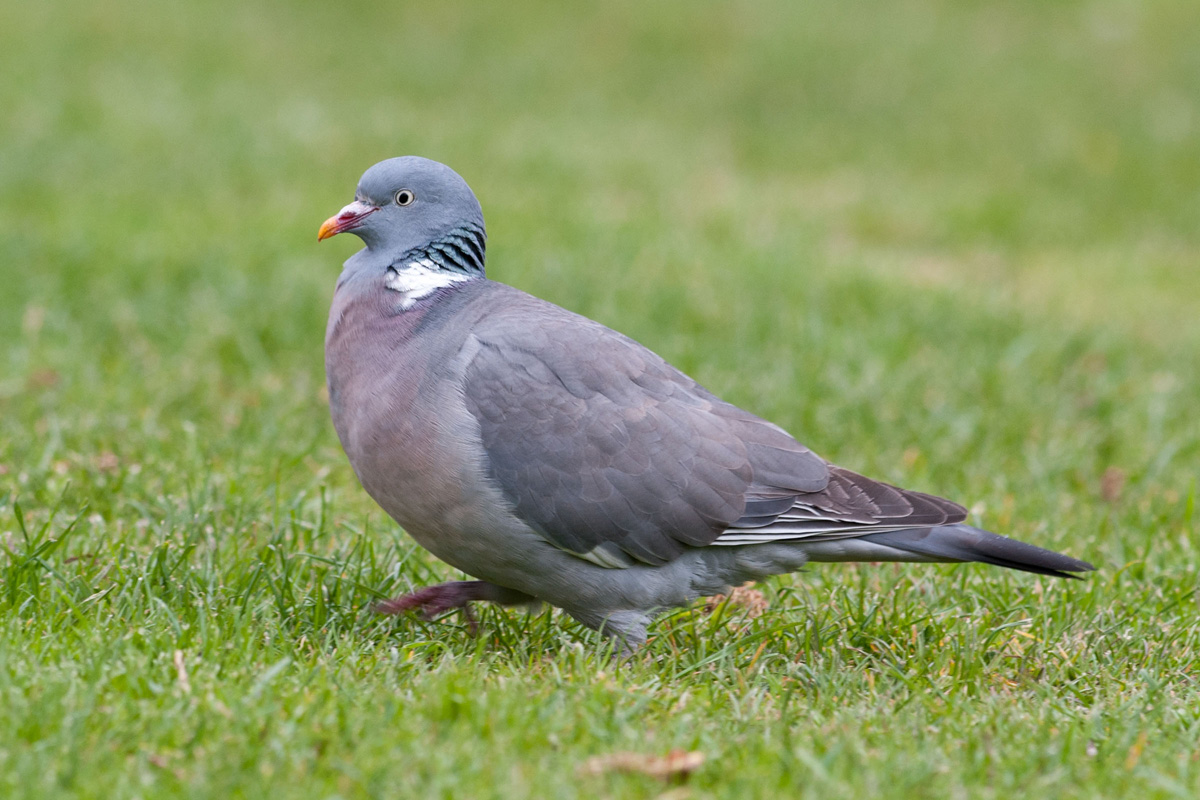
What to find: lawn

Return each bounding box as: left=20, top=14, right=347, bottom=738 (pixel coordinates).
left=2, top=0, right=1198, bottom=797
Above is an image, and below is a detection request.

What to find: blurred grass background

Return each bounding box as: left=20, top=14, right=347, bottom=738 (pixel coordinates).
left=1, top=0, right=1198, bottom=797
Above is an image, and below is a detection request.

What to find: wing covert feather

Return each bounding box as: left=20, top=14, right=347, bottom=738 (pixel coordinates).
left=457, top=284, right=967, bottom=567
left=461, top=292, right=828, bottom=566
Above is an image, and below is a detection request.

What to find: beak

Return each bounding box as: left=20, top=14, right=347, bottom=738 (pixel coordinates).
left=318, top=200, right=380, bottom=241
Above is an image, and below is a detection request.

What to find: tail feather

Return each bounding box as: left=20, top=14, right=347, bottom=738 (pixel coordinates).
left=858, top=524, right=1095, bottom=579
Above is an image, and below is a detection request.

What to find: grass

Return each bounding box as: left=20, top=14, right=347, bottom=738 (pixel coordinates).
left=2, top=0, right=1199, bottom=796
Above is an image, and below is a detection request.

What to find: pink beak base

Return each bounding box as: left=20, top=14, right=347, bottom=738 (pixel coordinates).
left=318, top=200, right=380, bottom=241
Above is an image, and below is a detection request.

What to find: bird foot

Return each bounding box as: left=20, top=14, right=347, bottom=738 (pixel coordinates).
left=375, top=581, right=493, bottom=632
left=375, top=580, right=541, bottom=636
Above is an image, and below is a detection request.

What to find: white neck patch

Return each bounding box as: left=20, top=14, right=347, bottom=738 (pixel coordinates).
left=385, top=258, right=474, bottom=310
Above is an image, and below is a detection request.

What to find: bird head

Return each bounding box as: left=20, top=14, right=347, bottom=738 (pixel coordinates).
left=318, top=157, right=486, bottom=265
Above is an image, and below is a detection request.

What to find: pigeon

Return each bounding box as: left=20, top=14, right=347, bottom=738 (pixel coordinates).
left=319, top=156, right=1094, bottom=651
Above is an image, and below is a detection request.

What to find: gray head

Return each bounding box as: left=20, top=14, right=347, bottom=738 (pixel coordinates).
left=319, top=157, right=486, bottom=275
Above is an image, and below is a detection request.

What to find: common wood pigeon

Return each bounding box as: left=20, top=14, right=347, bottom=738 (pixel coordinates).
left=319, top=156, right=1093, bottom=651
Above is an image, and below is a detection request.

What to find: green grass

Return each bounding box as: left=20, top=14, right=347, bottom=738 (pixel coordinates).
left=2, top=0, right=1199, bottom=796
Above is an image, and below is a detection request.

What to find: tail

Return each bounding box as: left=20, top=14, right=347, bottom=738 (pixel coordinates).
left=857, top=524, right=1095, bottom=579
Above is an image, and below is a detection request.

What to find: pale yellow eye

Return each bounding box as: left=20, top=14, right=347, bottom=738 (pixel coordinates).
left=394, top=189, right=415, bottom=206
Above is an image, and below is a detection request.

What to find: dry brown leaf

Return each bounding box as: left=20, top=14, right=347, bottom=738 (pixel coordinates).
left=705, top=584, right=769, bottom=618
left=1101, top=466, right=1126, bottom=503
left=581, top=749, right=704, bottom=781
left=95, top=452, right=120, bottom=473
left=146, top=752, right=184, bottom=780
left=27, top=368, right=60, bottom=390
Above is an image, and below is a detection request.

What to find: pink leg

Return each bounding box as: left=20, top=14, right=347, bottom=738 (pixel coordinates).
left=374, top=580, right=535, bottom=633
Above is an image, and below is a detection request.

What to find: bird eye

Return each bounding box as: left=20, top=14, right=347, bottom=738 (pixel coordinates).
left=394, top=189, right=415, bottom=206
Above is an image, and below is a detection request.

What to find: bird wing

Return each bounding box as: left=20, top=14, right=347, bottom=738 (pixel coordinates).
left=462, top=286, right=966, bottom=567
left=462, top=291, right=828, bottom=567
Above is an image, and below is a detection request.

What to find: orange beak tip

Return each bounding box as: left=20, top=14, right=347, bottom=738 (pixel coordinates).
left=317, top=216, right=340, bottom=242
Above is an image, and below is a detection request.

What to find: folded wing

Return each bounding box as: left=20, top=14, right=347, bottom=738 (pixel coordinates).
left=462, top=287, right=965, bottom=568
